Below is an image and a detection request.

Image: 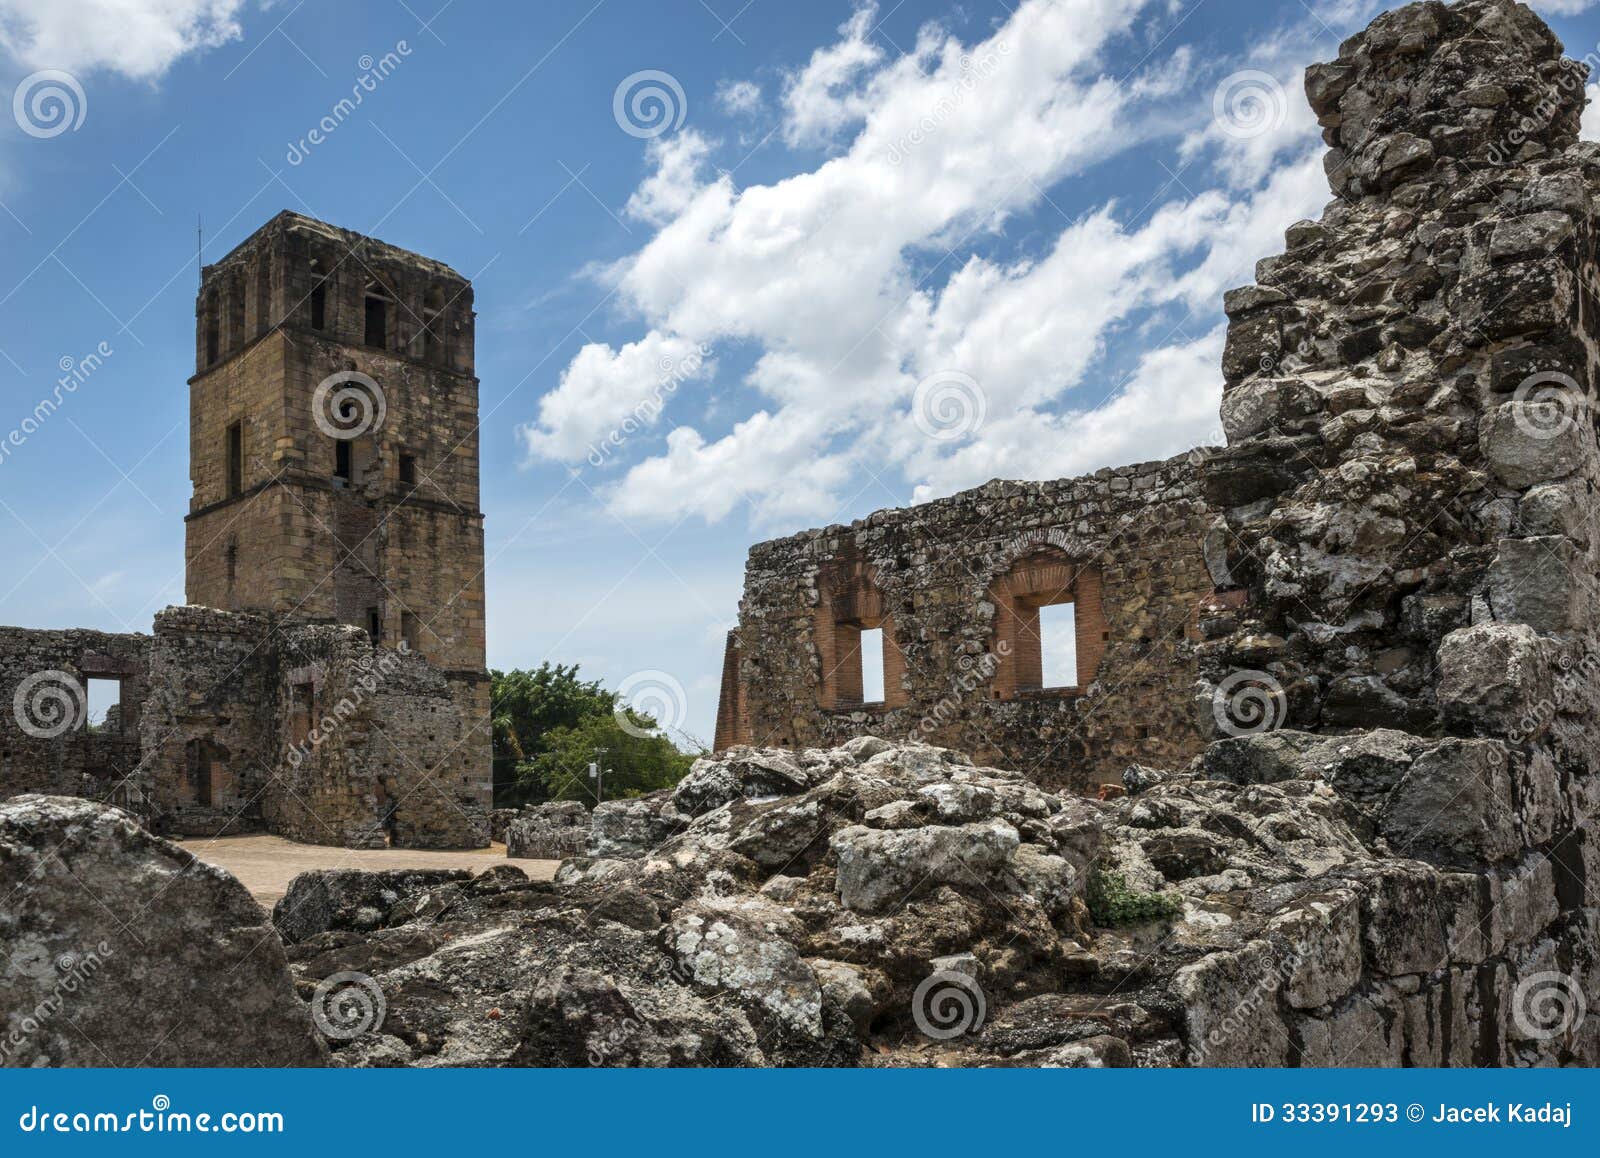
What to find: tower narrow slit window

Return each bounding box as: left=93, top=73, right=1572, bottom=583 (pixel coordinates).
left=364, top=282, right=389, bottom=348
left=226, top=421, right=243, bottom=498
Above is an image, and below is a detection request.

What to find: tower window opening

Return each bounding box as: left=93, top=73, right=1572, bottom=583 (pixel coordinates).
left=364, top=286, right=389, bottom=347
left=226, top=421, right=243, bottom=497
left=310, top=282, right=327, bottom=331
left=335, top=438, right=352, bottom=483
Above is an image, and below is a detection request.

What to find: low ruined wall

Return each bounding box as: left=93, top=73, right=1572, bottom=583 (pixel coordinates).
left=271, top=624, right=490, bottom=849
left=0, top=627, right=149, bottom=804
left=719, top=453, right=1217, bottom=791
left=138, top=605, right=278, bottom=836
left=4, top=605, right=490, bottom=849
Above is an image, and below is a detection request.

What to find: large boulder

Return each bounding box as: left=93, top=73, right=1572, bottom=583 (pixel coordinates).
left=504, top=801, right=589, bottom=859
left=588, top=796, right=685, bottom=858
left=273, top=868, right=472, bottom=944
left=0, top=795, right=326, bottom=1067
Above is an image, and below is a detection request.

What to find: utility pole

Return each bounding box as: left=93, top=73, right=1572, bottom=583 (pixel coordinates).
left=589, top=747, right=609, bottom=804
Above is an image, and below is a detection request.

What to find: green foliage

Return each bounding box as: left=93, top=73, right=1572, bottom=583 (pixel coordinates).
left=525, top=713, right=694, bottom=803
left=490, top=663, right=695, bottom=807
left=490, top=664, right=617, bottom=805
left=1085, top=868, right=1183, bottom=927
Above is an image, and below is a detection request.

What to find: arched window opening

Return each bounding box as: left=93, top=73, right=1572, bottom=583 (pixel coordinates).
left=989, top=550, right=1103, bottom=698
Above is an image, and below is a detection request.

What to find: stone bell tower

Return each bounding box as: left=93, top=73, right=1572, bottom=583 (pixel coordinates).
left=184, top=211, right=486, bottom=677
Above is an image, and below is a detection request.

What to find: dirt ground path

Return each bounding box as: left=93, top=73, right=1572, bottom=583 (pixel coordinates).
left=177, top=833, right=560, bottom=908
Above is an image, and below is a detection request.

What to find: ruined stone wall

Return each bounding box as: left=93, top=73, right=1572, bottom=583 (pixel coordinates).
left=1183, top=0, right=1600, bottom=1067
left=136, top=605, right=280, bottom=837
left=719, top=454, right=1217, bottom=791
left=271, top=623, right=490, bottom=849
left=0, top=627, right=149, bottom=804
left=3, top=606, right=489, bottom=848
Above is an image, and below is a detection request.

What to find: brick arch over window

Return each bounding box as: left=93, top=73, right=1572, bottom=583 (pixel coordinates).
left=813, top=564, right=907, bottom=709
left=987, top=548, right=1105, bottom=698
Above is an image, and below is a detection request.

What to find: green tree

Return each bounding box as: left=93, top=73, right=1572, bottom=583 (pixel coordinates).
left=490, top=664, right=617, bottom=805
left=524, top=713, right=694, bottom=804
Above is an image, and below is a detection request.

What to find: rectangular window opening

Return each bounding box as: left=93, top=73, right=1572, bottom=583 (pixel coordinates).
left=401, top=611, right=419, bottom=653
left=310, top=282, right=326, bottom=331
left=364, top=296, right=387, bottom=347
left=398, top=453, right=416, bottom=485
left=1039, top=602, right=1078, bottom=689
left=291, top=683, right=314, bottom=747
left=334, top=438, right=351, bottom=483
left=366, top=607, right=382, bottom=644
left=860, top=626, right=885, bottom=704
left=226, top=421, right=242, bottom=497
left=85, top=677, right=122, bottom=733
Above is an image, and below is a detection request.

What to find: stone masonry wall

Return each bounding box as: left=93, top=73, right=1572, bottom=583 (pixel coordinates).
left=1182, top=0, right=1600, bottom=1065
left=719, top=453, right=1218, bottom=791
left=3, top=605, right=489, bottom=848
left=272, top=623, right=491, bottom=849
left=0, top=627, right=149, bottom=804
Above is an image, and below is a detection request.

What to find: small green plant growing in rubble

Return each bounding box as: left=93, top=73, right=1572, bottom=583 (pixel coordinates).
left=1086, top=867, right=1183, bottom=927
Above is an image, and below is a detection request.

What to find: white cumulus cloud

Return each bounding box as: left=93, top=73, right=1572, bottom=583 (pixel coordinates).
left=527, top=0, right=1335, bottom=528
left=0, top=0, right=244, bottom=80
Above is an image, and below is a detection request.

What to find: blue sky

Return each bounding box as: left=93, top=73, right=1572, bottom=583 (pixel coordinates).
left=2, top=0, right=1600, bottom=747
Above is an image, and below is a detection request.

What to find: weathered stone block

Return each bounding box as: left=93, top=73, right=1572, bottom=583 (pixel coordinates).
left=1487, top=536, right=1584, bottom=632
